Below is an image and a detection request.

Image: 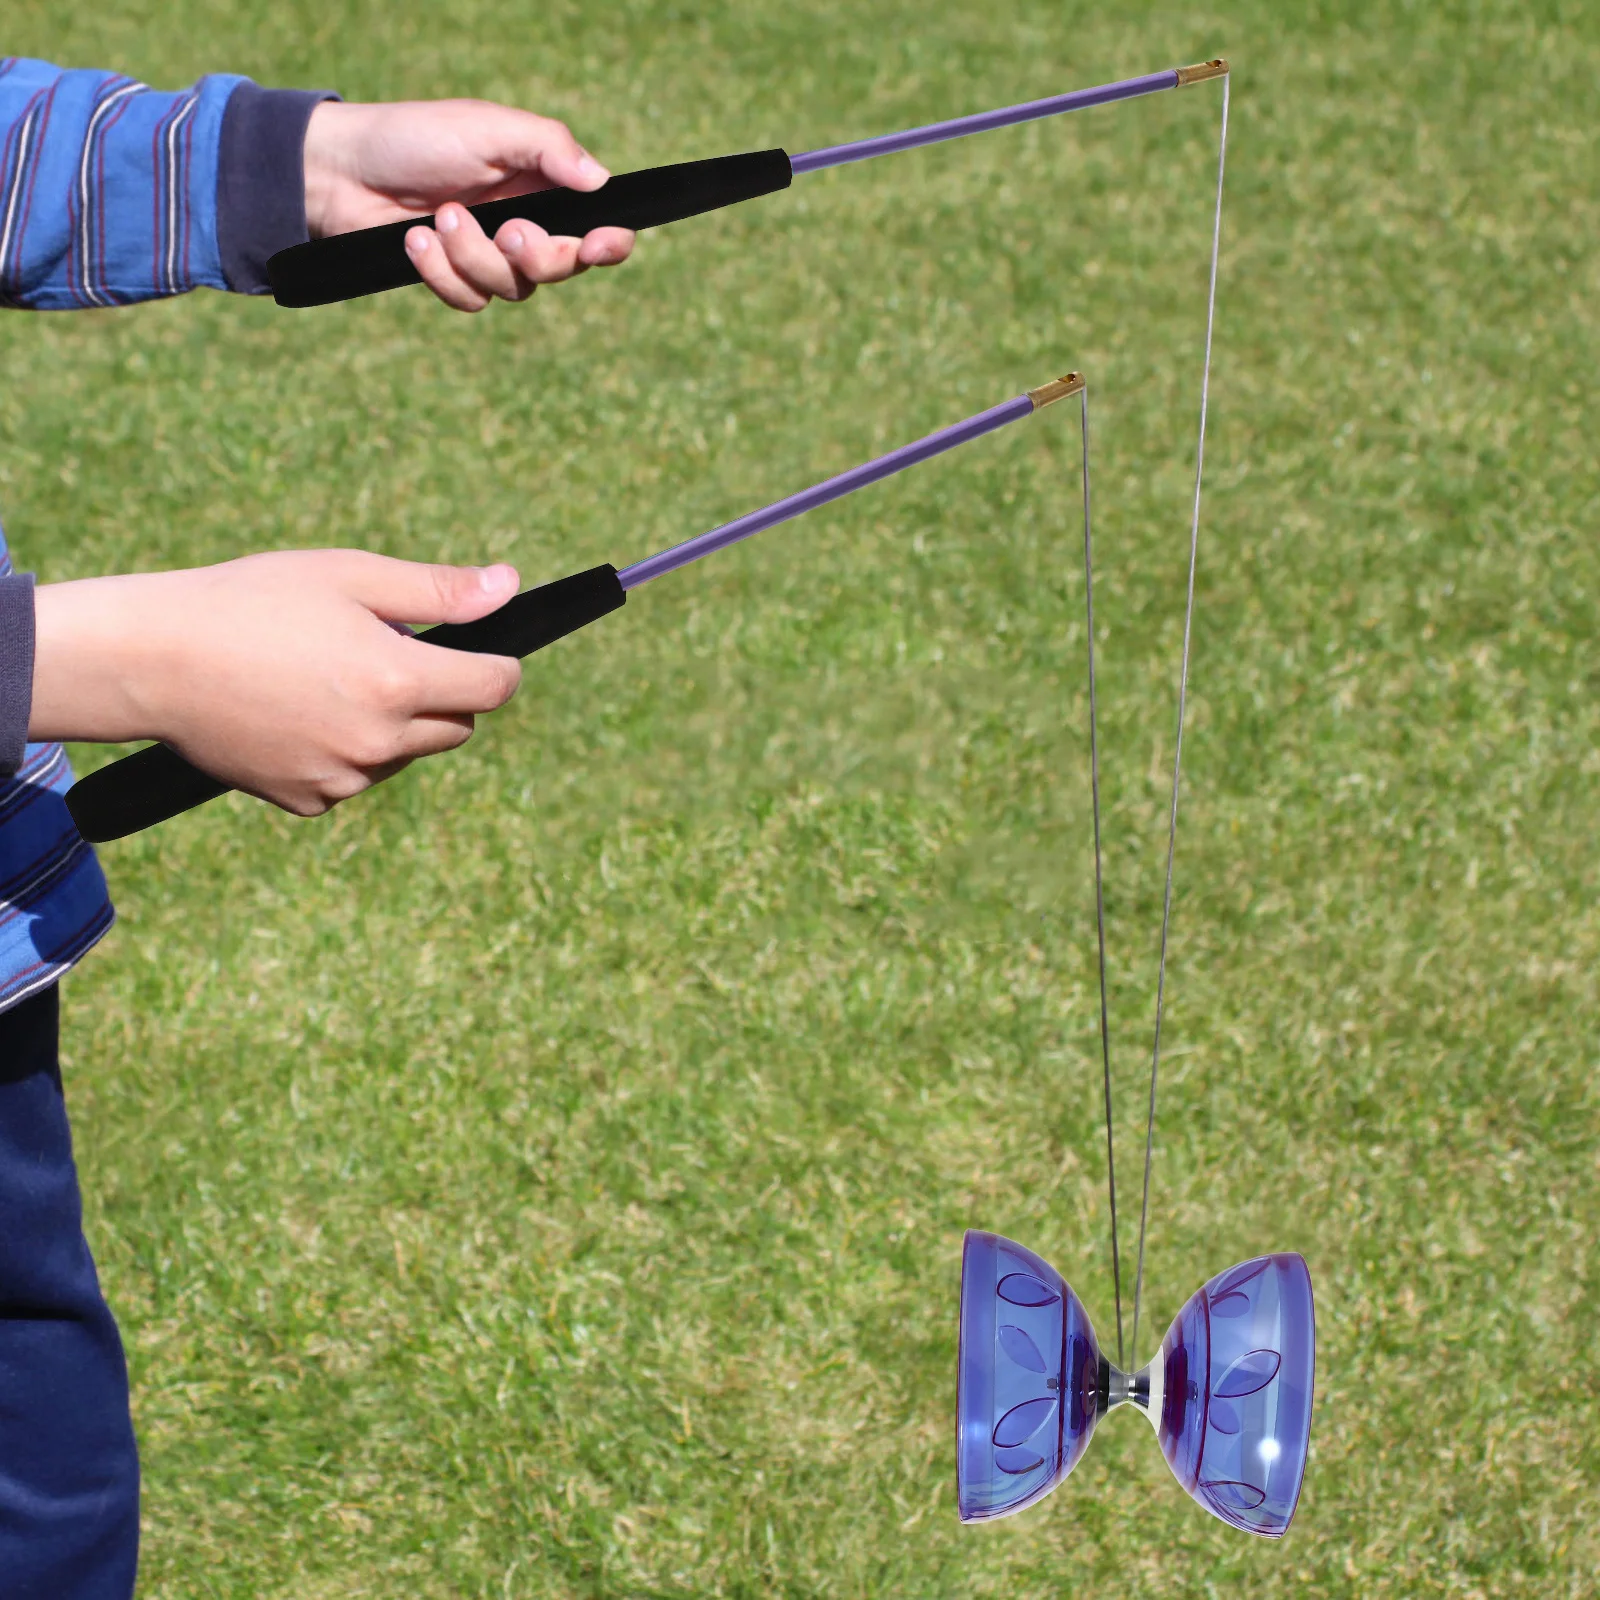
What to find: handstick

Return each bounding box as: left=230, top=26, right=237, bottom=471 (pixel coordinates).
left=65, top=374, right=1084, bottom=843
left=266, top=62, right=1227, bottom=307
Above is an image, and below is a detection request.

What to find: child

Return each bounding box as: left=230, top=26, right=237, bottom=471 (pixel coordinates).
left=0, top=54, right=635, bottom=1598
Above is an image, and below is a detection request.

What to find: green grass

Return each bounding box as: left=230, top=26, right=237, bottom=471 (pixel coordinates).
left=3, top=0, right=1599, bottom=1593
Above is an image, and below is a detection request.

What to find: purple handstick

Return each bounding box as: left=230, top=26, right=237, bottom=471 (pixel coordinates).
left=791, top=69, right=1181, bottom=175
left=60, top=373, right=1084, bottom=845
left=617, top=379, right=1080, bottom=591
left=265, top=61, right=1228, bottom=310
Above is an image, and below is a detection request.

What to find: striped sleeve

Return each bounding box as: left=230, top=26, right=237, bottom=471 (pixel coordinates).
left=0, top=55, right=246, bottom=309
left=0, top=531, right=115, bottom=1017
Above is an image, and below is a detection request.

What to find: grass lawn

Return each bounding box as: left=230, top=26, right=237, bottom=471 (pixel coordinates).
left=3, top=0, right=1598, bottom=1593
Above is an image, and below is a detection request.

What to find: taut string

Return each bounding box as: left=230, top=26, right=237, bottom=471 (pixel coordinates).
left=1127, top=70, right=1230, bottom=1372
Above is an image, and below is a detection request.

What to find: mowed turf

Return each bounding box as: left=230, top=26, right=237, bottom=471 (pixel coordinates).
left=3, top=1, right=1598, bottom=1594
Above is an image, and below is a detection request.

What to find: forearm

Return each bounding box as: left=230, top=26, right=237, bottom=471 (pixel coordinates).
left=27, top=577, right=163, bottom=747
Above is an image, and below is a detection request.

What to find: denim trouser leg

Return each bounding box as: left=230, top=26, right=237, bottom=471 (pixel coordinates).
left=0, top=984, right=140, bottom=1599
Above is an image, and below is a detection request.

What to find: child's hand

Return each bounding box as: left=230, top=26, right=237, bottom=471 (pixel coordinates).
left=302, top=99, right=636, bottom=312
left=31, top=551, right=524, bottom=816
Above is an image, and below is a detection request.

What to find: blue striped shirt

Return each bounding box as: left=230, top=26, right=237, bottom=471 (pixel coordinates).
left=0, top=56, right=333, bottom=1014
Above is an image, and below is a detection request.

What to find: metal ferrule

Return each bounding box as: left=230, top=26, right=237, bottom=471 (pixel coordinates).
left=1027, top=371, right=1086, bottom=409
left=1175, top=58, right=1229, bottom=87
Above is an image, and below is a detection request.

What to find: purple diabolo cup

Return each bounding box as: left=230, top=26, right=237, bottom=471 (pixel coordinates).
left=956, top=1232, right=1315, bottom=1535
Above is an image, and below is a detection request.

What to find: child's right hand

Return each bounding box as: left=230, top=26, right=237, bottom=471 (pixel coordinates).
left=31, top=550, right=524, bottom=815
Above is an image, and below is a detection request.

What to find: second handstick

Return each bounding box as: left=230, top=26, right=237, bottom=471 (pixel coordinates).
left=65, top=374, right=1084, bottom=842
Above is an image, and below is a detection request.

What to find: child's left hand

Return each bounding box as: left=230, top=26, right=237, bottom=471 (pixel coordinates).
left=301, top=98, right=636, bottom=311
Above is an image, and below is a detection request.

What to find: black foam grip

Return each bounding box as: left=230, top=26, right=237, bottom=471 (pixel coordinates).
left=420, top=562, right=625, bottom=657
left=269, top=149, right=794, bottom=308
left=65, top=564, right=627, bottom=843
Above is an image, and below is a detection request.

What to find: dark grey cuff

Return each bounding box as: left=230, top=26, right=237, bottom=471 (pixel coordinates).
left=0, top=573, right=36, bottom=778
left=217, top=82, right=342, bottom=295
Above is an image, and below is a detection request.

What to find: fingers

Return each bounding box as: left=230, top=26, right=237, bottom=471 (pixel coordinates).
left=407, top=206, right=529, bottom=311
left=280, top=658, right=508, bottom=813
left=266, top=711, right=473, bottom=815
left=492, top=219, right=617, bottom=284
left=386, top=710, right=479, bottom=764
left=404, top=637, right=523, bottom=718
left=298, top=708, right=479, bottom=813
left=580, top=226, right=635, bottom=266
left=407, top=203, right=635, bottom=311
left=323, top=551, right=524, bottom=713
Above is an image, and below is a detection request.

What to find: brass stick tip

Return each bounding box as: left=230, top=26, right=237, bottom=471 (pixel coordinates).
left=1175, top=58, right=1229, bottom=86
left=1028, top=372, right=1086, bottom=409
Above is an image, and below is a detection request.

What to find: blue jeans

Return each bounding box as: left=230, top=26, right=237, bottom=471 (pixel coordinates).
left=0, top=985, right=139, bottom=1598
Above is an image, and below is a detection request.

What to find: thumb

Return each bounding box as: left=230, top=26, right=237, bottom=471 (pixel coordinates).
left=335, top=552, right=521, bottom=627
left=494, top=109, right=610, bottom=191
